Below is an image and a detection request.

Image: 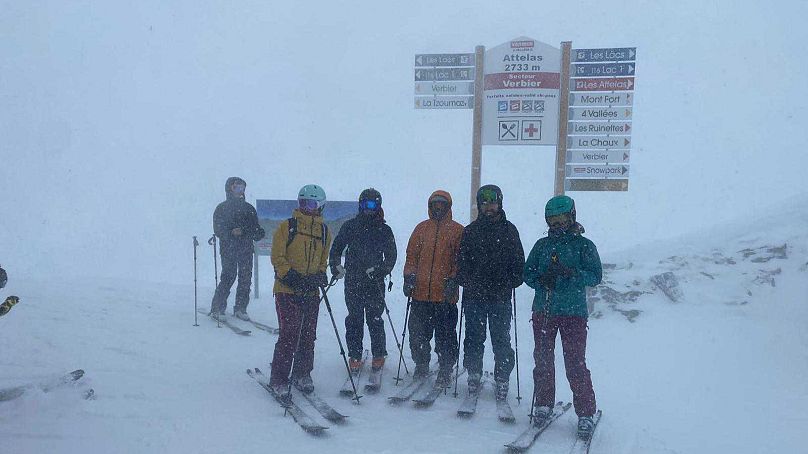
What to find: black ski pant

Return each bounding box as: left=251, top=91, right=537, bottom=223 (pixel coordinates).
left=462, top=300, right=514, bottom=382
left=344, top=283, right=387, bottom=360
left=408, top=300, right=458, bottom=371
left=210, top=246, right=253, bottom=314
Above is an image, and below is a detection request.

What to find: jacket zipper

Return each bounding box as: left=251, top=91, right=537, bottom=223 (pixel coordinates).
left=426, top=220, right=441, bottom=301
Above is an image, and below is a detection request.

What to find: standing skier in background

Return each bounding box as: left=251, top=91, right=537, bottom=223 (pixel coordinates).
left=269, top=184, right=331, bottom=399
left=329, top=188, right=397, bottom=376
left=523, top=195, right=602, bottom=440
left=209, top=177, right=265, bottom=321
left=0, top=265, right=20, bottom=317
left=457, top=184, right=525, bottom=400
left=403, top=190, right=464, bottom=387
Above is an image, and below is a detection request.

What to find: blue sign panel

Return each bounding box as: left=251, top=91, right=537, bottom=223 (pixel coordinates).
left=572, top=47, right=636, bottom=62
left=572, top=62, right=635, bottom=77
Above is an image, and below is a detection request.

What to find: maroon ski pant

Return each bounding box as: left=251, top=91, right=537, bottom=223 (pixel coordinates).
left=269, top=293, right=320, bottom=387
left=532, top=312, right=596, bottom=417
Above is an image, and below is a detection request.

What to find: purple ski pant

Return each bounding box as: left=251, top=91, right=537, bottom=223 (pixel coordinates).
left=532, top=312, right=596, bottom=417
left=269, top=293, right=320, bottom=387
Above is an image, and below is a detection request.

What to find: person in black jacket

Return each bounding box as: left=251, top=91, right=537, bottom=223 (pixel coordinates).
left=457, top=184, right=525, bottom=401
left=209, top=177, right=265, bottom=321
left=329, top=188, right=397, bottom=373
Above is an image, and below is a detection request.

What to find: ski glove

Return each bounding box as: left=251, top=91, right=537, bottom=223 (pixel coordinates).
left=443, top=277, right=459, bottom=302
left=403, top=274, right=416, bottom=297
left=281, top=269, right=305, bottom=292
left=0, top=295, right=19, bottom=317
left=538, top=272, right=555, bottom=291
left=253, top=226, right=266, bottom=241
left=330, top=264, right=346, bottom=281
left=548, top=260, right=575, bottom=279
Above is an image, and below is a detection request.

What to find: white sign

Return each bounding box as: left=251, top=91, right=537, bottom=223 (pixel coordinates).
left=569, top=92, right=633, bottom=107
left=482, top=37, right=561, bottom=146
left=569, top=106, right=632, bottom=121
left=567, top=135, right=631, bottom=150
left=415, top=96, right=473, bottom=109
left=414, top=81, right=474, bottom=95
left=567, top=150, right=630, bottom=164
left=568, top=121, right=631, bottom=135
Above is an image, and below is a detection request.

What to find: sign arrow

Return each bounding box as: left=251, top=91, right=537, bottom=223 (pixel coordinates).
left=623, top=152, right=629, bottom=161
left=625, top=123, right=631, bottom=133
left=628, top=64, right=635, bottom=75
left=416, top=55, right=423, bottom=66
left=629, top=49, right=636, bottom=59
left=624, top=138, right=630, bottom=147
left=621, top=166, right=628, bottom=175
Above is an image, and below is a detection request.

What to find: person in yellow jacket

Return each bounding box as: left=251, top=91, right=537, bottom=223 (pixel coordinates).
left=269, top=184, right=332, bottom=400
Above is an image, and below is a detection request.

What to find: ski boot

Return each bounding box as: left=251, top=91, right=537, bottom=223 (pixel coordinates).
left=577, top=416, right=595, bottom=440
left=413, top=363, right=430, bottom=379
left=349, top=357, right=363, bottom=376
left=292, top=374, right=314, bottom=394
left=531, top=405, right=553, bottom=426
left=271, top=383, right=292, bottom=406
left=434, top=366, right=453, bottom=388
left=233, top=308, right=251, bottom=321
left=371, top=356, right=385, bottom=372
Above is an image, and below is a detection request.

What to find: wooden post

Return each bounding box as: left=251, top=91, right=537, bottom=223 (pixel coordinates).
left=554, top=41, right=572, bottom=196
left=253, top=244, right=260, bottom=299
left=470, top=45, right=485, bottom=222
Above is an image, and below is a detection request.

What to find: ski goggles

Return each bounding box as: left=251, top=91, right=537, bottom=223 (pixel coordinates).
left=231, top=184, right=246, bottom=195
left=299, top=198, right=323, bottom=211
left=546, top=213, right=573, bottom=228
left=360, top=199, right=380, bottom=211
left=478, top=188, right=499, bottom=204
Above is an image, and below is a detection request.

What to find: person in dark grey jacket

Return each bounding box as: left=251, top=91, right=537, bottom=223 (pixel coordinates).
left=209, top=177, right=265, bottom=321
left=329, top=188, right=397, bottom=373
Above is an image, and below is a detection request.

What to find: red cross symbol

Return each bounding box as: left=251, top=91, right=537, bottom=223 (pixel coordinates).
left=524, top=123, right=539, bottom=138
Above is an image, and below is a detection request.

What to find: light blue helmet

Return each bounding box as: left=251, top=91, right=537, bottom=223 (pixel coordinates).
left=298, top=184, right=327, bottom=209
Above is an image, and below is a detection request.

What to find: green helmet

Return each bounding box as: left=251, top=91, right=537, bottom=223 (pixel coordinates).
left=545, top=195, right=576, bottom=220
left=298, top=184, right=327, bottom=209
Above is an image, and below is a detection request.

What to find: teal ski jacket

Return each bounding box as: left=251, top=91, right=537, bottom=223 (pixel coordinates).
left=523, top=225, right=602, bottom=318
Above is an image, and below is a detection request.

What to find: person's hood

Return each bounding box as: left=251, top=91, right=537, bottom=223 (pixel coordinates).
left=224, top=176, right=246, bottom=199
left=427, top=190, right=454, bottom=221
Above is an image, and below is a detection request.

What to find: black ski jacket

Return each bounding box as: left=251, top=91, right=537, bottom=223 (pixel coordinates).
left=457, top=210, right=525, bottom=302
left=329, top=211, right=397, bottom=289
left=213, top=177, right=265, bottom=252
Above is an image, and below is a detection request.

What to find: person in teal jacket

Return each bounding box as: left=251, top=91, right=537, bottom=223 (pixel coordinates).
left=523, top=195, right=602, bottom=441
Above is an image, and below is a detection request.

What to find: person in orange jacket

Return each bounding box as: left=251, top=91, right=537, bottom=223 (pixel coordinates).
left=403, top=190, right=464, bottom=387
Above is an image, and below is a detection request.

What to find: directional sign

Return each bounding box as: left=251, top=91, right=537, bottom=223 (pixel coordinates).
left=414, top=96, right=473, bottom=109
left=570, top=92, right=633, bottom=107
left=567, top=135, right=631, bottom=150
left=415, top=67, right=475, bottom=81
left=567, top=150, right=630, bottom=164
left=414, top=81, right=474, bottom=95
left=569, top=106, right=632, bottom=121
left=572, top=47, right=636, bottom=63
left=568, top=121, right=631, bottom=135
left=566, top=164, right=630, bottom=178
left=565, top=179, right=629, bottom=192
left=572, top=62, right=635, bottom=78
left=571, top=77, right=634, bottom=92
left=415, top=53, right=475, bottom=67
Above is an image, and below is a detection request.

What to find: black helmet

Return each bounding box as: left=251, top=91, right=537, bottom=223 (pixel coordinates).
left=476, top=184, right=503, bottom=210
left=359, top=188, right=382, bottom=212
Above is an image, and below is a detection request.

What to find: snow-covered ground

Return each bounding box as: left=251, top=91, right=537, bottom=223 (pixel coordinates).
left=1, top=196, right=805, bottom=454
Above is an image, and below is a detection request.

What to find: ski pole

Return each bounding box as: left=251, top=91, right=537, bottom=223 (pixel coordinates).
left=193, top=236, right=200, bottom=327
left=512, top=288, right=521, bottom=404
left=208, top=235, right=218, bottom=286
left=320, top=280, right=362, bottom=404
left=531, top=252, right=557, bottom=422
left=383, top=301, right=410, bottom=377
left=453, top=303, right=465, bottom=398
left=394, top=297, right=412, bottom=385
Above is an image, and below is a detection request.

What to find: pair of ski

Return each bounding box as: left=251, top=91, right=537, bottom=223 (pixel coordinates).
left=504, top=403, right=602, bottom=453
left=247, top=367, right=347, bottom=435
left=339, top=349, right=382, bottom=398
left=456, top=371, right=515, bottom=423
left=198, top=309, right=280, bottom=336
left=387, top=366, right=466, bottom=407
left=0, top=369, right=93, bottom=402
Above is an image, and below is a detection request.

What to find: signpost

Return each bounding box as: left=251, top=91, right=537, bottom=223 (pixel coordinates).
left=564, top=46, right=637, bottom=192
left=414, top=54, right=476, bottom=111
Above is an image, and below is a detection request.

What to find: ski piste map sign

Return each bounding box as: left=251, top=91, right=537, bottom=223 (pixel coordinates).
left=414, top=53, right=475, bottom=109
left=254, top=200, right=356, bottom=256
left=565, top=47, right=636, bottom=192
left=482, top=37, right=560, bottom=145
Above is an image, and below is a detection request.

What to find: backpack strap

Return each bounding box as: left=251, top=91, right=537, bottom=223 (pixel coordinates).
left=287, top=217, right=328, bottom=248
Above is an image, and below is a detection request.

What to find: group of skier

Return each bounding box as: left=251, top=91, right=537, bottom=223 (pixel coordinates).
left=207, top=177, right=602, bottom=440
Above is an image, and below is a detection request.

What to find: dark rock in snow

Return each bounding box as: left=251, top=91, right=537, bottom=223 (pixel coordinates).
left=649, top=271, right=683, bottom=303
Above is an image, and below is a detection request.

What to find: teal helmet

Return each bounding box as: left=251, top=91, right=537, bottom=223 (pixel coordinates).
left=545, top=195, right=576, bottom=221
left=298, top=184, right=327, bottom=209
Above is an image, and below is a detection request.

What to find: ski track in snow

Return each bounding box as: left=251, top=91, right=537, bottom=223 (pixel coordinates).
left=1, top=201, right=807, bottom=453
